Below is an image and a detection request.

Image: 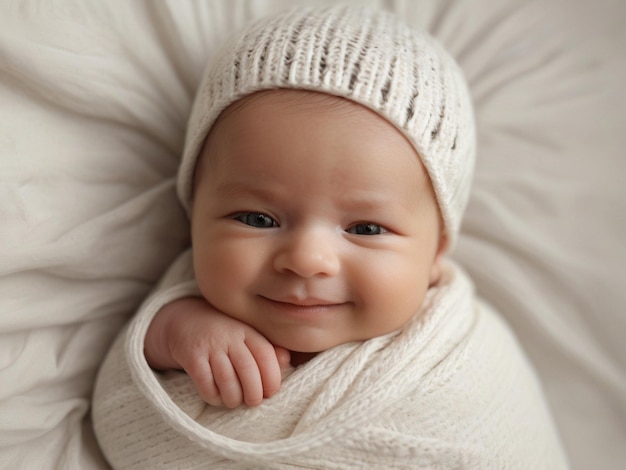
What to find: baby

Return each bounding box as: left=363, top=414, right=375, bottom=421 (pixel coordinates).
left=144, top=85, right=449, bottom=409
left=93, top=6, right=567, bottom=468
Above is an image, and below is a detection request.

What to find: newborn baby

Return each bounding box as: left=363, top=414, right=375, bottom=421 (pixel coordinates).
left=93, top=6, right=567, bottom=469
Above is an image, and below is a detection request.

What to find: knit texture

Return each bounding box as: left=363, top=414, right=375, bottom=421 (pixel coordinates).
left=177, top=6, right=475, bottom=247
left=92, top=251, right=567, bottom=469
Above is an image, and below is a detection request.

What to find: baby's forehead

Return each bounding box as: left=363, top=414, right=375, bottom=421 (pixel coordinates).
left=198, top=88, right=422, bottom=169
left=193, top=88, right=430, bottom=196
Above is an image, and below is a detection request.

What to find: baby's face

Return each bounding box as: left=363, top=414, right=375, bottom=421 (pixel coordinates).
left=191, top=90, right=444, bottom=353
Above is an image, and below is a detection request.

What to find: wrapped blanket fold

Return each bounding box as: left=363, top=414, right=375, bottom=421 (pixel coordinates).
left=93, top=251, right=567, bottom=469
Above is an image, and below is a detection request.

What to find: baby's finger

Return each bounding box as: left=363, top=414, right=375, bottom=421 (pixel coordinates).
left=275, top=346, right=291, bottom=369
left=245, top=336, right=282, bottom=399
left=275, top=346, right=294, bottom=380
left=210, top=352, right=243, bottom=408
left=229, top=345, right=264, bottom=407
left=185, top=357, right=222, bottom=407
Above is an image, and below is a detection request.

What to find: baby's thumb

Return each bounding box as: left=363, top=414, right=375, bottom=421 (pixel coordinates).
left=275, top=346, right=290, bottom=367
left=274, top=346, right=293, bottom=379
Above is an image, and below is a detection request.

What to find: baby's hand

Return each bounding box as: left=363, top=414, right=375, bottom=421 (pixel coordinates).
left=145, top=297, right=291, bottom=408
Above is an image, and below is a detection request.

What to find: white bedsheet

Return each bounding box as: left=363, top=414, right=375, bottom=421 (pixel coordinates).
left=1, top=0, right=624, bottom=468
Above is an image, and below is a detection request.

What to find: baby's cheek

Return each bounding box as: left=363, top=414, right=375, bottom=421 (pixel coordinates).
left=193, top=249, right=228, bottom=299
left=366, top=265, right=429, bottom=330
left=194, top=245, right=256, bottom=313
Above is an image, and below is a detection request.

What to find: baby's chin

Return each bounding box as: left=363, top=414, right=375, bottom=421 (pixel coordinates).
left=273, top=323, right=413, bottom=357
left=270, top=328, right=365, bottom=355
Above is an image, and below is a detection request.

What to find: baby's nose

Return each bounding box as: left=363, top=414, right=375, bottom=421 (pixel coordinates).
left=273, top=228, right=340, bottom=278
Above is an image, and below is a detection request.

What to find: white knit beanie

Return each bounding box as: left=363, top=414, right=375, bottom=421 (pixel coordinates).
left=177, top=5, right=475, bottom=247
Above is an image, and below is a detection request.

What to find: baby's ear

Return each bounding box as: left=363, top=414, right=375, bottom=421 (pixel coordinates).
left=429, top=236, right=448, bottom=286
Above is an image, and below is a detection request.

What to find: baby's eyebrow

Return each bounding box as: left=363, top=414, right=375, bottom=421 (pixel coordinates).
left=337, top=191, right=423, bottom=215
left=337, top=195, right=390, bottom=212
left=214, top=181, right=282, bottom=201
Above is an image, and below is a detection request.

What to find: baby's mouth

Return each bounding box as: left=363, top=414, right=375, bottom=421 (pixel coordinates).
left=259, top=295, right=348, bottom=313
left=271, top=297, right=339, bottom=307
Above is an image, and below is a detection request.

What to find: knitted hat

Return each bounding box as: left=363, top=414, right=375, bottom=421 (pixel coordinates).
left=177, top=5, right=475, bottom=248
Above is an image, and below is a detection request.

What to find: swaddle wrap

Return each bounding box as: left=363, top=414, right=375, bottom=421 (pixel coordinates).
left=93, top=251, right=567, bottom=469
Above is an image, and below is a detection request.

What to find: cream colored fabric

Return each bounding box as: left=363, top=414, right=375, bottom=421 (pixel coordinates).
left=1, top=0, right=624, bottom=469
left=93, top=252, right=567, bottom=469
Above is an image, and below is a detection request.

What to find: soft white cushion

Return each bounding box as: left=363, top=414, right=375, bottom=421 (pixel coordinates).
left=0, top=0, right=624, bottom=468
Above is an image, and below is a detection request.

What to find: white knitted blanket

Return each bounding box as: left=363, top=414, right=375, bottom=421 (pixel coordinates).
left=92, top=253, right=567, bottom=469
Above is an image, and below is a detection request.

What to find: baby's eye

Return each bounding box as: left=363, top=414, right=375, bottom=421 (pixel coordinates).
left=233, top=212, right=278, bottom=228
left=346, top=223, right=388, bottom=236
